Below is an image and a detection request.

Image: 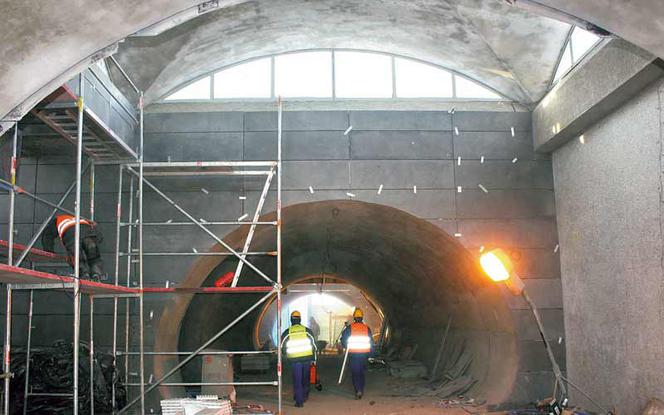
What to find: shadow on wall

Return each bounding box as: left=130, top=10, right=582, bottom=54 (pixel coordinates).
left=153, top=200, right=519, bottom=404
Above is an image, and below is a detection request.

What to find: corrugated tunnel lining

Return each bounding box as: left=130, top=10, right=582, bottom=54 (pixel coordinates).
left=154, top=200, right=518, bottom=403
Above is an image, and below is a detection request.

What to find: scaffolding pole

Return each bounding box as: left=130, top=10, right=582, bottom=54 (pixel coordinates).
left=22, top=290, right=33, bottom=415
left=72, top=72, right=85, bottom=415
left=89, top=161, right=95, bottom=415
left=276, top=97, right=283, bottom=415
left=137, top=92, right=146, bottom=415
left=3, top=123, right=18, bottom=414
left=111, top=165, right=123, bottom=409
left=124, top=176, right=135, bottom=389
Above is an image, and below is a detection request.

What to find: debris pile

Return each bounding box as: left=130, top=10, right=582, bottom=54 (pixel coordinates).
left=8, top=340, right=125, bottom=414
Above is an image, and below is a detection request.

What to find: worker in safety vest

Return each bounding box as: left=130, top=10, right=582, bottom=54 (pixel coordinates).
left=340, top=308, right=374, bottom=400
left=281, top=310, right=316, bottom=408
left=41, top=214, right=104, bottom=280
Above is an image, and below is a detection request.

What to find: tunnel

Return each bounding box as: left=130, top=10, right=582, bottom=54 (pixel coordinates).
left=154, top=200, right=519, bottom=404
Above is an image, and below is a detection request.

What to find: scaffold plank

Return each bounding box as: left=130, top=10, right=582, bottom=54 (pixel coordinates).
left=0, top=240, right=68, bottom=263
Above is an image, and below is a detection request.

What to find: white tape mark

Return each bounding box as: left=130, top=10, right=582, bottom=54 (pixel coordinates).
left=344, top=125, right=353, bottom=135
left=579, top=135, right=585, bottom=144
left=200, top=218, right=207, bottom=223
left=192, top=247, right=198, bottom=253
left=238, top=213, right=248, bottom=221
left=554, top=243, right=559, bottom=253
left=346, top=192, right=356, bottom=198
left=558, top=337, right=563, bottom=344
left=448, top=107, right=456, bottom=115
left=454, top=127, right=459, bottom=136
left=239, top=196, right=247, bottom=200
left=149, top=374, right=154, bottom=384
left=149, top=310, right=154, bottom=320
left=457, top=156, right=461, bottom=166
left=167, top=156, right=172, bottom=163
left=201, top=188, right=209, bottom=194
left=413, top=185, right=417, bottom=194
left=165, top=280, right=170, bottom=288
left=454, top=232, right=462, bottom=238
left=377, top=184, right=383, bottom=195
left=309, top=186, right=314, bottom=194
left=165, top=219, right=173, bottom=224
left=480, top=156, right=485, bottom=164
left=510, top=127, right=515, bottom=137
left=457, top=186, right=462, bottom=193
left=512, top=157, right=518, bottom=163
left=479, top=245, right=484, bottom=253
left=478, top=184, right=488, bottom=193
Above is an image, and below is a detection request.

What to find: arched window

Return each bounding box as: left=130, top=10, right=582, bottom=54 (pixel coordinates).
left=164, top=50, right=504, bottom=101
left=552, top=26, right=601, bottom=84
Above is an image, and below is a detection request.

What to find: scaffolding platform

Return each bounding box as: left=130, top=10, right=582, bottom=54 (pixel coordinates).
left=0, top=264, right=138, bottom=295
left=142, top=286, right=275, bottom=294
left=0, top=240, right=68, bottom=263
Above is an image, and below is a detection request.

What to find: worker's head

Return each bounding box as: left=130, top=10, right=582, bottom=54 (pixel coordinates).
left=290, top=310, right=301, bottom=325
left=353, top=308, right=363, bottom=322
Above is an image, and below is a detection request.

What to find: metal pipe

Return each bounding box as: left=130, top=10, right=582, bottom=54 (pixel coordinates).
left=125, top=381, right=278, bottom=387
left=124, top=161, right=277, bottom=168
left=117, top=350, right=275, bottom=356
left=111, top=165, right=123, bottom=409
left=107, top=56, right=141, bottom=95
left=117, top=289, right=276, bottom=414
left=3, top=123, right=18, bottom=415
left=89, top=296, right=94, bottom=415
left=125, top=167, right=276, bottom=287
left=120, top=251, right=276, bottom=257
left=121, top=221, right=276, bottom=227
left=276, top=97, right=283, bottom=415
left=22, top=290, right=34, bottom=415
left=137, top=92, right=146, bottom=415
left=15, top=164, right=91, bottom=267
left=232, top=168, right=274, bottom=286
left=89, top=163, right=95, bottom=221
left=124, top=176, right=134, bottom=387
left=522, top=290, right=568, bottom=397
left=143, top=170, right=271, bottom=177
left=0, top=178, right=77, bottom=216
left=72, top=72, right=85, bottom=415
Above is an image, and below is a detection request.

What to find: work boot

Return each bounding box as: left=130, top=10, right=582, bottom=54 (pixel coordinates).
left=295, top=403, right=303, bottom=408
left=355, top=391, right=363, bottom=400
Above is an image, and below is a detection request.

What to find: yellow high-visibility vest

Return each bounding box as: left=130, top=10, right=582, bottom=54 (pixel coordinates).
left=286, top=325, right=313, bottom=359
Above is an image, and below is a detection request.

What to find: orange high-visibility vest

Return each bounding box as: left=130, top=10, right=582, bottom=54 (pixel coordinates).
left=55, top=215, right=91, bottom=239
left=348, top=322, right=371, bottom=354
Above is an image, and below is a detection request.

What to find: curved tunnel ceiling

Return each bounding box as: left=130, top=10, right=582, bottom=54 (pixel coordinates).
left=2, top=0, right=664, bottom=122
left=114, top=0, right=570, bottom=105
left=155, top=201, right=519, bottom=403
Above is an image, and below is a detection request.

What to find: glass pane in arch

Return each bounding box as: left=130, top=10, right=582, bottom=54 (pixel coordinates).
left=214, top=58, right=271, bottom=99
left=335, top=51, right=393, bottom=98
left=455, top=75, right=500, bottom=99
left=395, top=58, right=453, bottom=98
left=275, top=51, right=332, bottom=98
left=165, top=76, right=211, bottom=100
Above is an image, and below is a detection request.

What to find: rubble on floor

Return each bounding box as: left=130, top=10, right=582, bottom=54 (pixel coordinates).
left=8, top=340, right=124, bottom=414
left=160, top=396, right=233, bottom=415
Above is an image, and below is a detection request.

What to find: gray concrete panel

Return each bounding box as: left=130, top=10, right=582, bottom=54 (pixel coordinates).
left=349, top=111, right=451, bottom=131
left=244, top=131, right=350, bottom=161
left=144, top=112, right=244, bottom=133
left=350, top=160, right=455, bottom=189
left=354, top=189, right=457, bottom=219
left=457, top=190, right=555, bottom=219
left=504, top=279, right=563, bottom=309
left=244, top=111, right=348, bottom=131
left=456, top=218, right=558, bottom=248
left=455, top=161, right=553, bottom=189
left=518, top=340, right=566, bottom=372
left=282, top=161, right=350, bottom=190
left=144, top=132, right=243, bottom=162
left=350, top=130, right=453, bottom=160
left=512, top=309, right=565, bottom=342
left=454, top=131, right=545, bottom=160
left=454, top=111, right=531, bottom=132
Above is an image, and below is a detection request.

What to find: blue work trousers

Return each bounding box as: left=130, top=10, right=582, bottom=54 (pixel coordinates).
left=291, top=360, right=311, bottom=405
left=349, top=354, right=368, bottom=393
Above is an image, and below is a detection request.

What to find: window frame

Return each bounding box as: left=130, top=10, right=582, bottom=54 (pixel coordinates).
left=161, top=48, right=508, bottom=103
left=550, top=26, right=603, bottom=87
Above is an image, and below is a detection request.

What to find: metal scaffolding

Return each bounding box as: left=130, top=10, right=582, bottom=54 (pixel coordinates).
left=0, top=56, right=284, bottom=415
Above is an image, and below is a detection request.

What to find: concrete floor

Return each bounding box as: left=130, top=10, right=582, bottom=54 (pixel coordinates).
left=235, top=356, right=485, bottom=415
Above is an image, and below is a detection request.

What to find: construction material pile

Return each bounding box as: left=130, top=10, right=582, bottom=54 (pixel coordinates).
left=7, top=340, right=125, bottom=414
left=161, top=396, right=233, bottom=415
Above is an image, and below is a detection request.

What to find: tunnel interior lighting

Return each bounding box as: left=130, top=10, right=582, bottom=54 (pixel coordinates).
left=480, top=249, right=513, bottom=282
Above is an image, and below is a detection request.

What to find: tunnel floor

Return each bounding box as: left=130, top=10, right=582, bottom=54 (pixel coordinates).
left=233, top=356, right=486, bottom=414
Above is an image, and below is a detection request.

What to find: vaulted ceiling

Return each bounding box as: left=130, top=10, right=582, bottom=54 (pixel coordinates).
left=1, top=0, right=663, bottom=121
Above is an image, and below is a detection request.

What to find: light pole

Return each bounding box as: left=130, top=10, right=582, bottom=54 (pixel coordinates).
left=479, top=248, right=568, bottom=399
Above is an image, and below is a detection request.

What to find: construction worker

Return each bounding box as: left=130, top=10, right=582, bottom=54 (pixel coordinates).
left=341, top=308, right=373, bottom=400
left=281, top=310, right=316, bottom=408
left=41, top=214, right=104, bottom=280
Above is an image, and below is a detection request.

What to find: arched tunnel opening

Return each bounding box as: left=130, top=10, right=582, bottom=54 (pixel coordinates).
left=155, top=200, right=518, bottom=404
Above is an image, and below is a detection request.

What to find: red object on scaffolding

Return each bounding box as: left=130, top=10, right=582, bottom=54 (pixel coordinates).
left=214, top=271, right=235, bottom=287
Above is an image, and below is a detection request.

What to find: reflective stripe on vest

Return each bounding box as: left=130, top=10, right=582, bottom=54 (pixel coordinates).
left=348, top=322, right=371, bottom=353
left=56, top=215, right=91, bottom=239
left=286, top=325, right=313, bottom=359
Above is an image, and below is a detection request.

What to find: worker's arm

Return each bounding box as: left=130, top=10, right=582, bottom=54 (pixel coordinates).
left=367, top=327, right=375, bottom=356
left=306, top=327, right=316, bottom=350
left=41, top=219, right=57, bottom=252
left=340, top=326, right=351, bottom=349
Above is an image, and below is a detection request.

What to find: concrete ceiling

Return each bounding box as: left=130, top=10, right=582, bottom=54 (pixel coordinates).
left=1, top=0, right=664, bottom=122
left=115, top=0, right=570, bottom=105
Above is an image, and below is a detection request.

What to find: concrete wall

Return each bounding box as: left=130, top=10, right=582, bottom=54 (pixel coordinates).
left=552, top=79, right=664, bottom=413
left=1, top=109, right=562, bottom=407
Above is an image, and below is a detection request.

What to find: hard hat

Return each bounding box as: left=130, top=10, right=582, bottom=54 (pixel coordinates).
left=353, top=308, right=363, bottom=319
left=291, top=311, right=301, bottom=319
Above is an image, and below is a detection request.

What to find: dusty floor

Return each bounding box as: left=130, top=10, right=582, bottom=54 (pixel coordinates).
left=235, top=356, right=486, bottom=415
